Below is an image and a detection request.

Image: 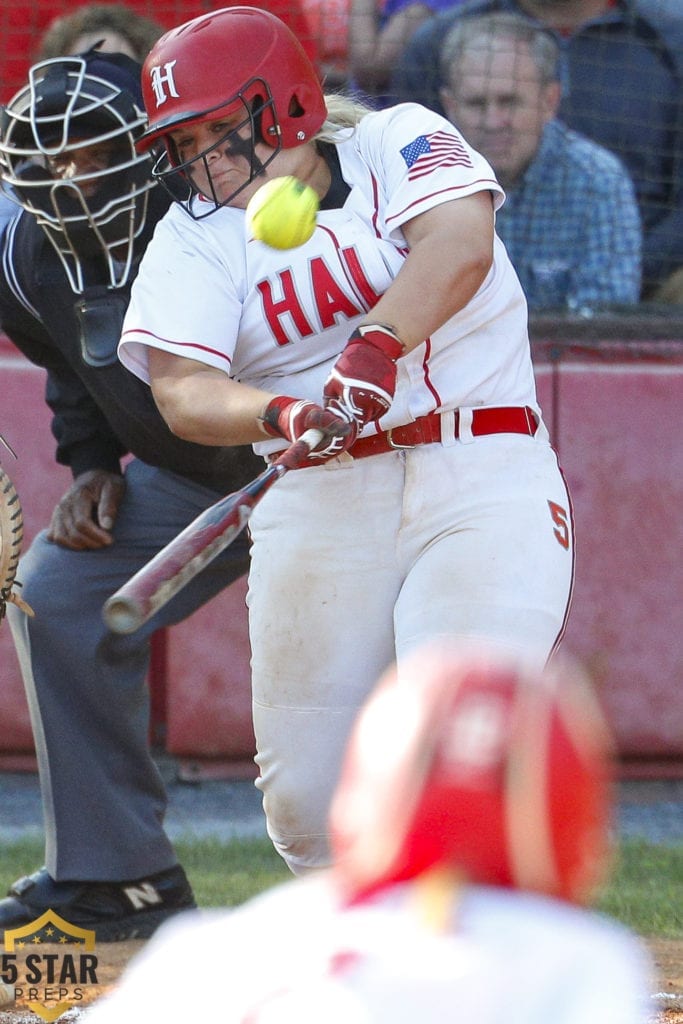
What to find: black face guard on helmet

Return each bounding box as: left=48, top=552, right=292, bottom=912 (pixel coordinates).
left=0, top=51, right=157, bottom=295
left=149, top=80, right=281, bottom=220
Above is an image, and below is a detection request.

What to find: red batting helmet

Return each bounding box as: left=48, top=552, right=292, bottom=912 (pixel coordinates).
left=138, top=6, right=326, bottom=153
left=330, top=643, right=614, bottom=906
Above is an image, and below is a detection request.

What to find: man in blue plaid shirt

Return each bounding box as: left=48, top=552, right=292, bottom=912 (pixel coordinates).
left=394, top=0, right=683, bottom=300
left=439, top=11, right=641, bottom=311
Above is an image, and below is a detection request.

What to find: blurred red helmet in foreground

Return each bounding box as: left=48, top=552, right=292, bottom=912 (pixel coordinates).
left=330, top=643, right=614, bottom=906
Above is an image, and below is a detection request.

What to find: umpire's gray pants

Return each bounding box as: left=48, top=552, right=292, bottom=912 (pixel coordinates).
left=6, top=459, right=251, bottom=881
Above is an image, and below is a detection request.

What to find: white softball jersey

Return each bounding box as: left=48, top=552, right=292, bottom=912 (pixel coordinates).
left=119, top=102, right=536, bottom=457
left=83, top=876, right=653, bottom=1024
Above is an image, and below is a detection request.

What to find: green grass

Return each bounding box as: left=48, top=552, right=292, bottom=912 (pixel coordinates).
left=176, top=836, right=291, bottom=906
left=0, top=836, right=680, bottom=939
left=596, top=839, right=683, bottom=939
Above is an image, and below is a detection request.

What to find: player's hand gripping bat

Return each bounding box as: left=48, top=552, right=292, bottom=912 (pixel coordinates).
left=103, top=429, right=322, bottom=634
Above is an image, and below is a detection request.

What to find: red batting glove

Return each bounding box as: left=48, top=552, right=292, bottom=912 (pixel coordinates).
left=260, top=396, right=358, bottom=464
left=323, top=324, right=405, bottom=428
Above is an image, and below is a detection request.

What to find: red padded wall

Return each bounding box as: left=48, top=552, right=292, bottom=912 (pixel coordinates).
left=534, top=338, right=683, bottom=774
left=2, top=332, right=682, bottom=776
left=164, top=578, right=256, bottom=777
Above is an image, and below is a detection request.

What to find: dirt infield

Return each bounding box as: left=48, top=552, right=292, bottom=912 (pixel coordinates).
left=652, top=939, right=683, bottom=1022
left=0, top=936, right=680, bottom=1022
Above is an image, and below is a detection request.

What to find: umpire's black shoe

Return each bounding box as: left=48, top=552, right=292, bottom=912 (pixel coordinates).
left=0, top=864, right=196, bottom=941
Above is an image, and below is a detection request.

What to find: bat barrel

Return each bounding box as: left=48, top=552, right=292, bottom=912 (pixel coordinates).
left=102, top=431, right=322, bottom=636
left=103, top=595, right=146, bottom=635
left=102, top=464, right=284, bottom=635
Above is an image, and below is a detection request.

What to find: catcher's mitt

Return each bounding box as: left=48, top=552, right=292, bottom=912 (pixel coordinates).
left=0, top=433, right=34, bottom=621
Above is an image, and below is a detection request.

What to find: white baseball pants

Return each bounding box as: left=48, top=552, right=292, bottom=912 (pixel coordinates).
left=247, top=430, right=574, bottom=874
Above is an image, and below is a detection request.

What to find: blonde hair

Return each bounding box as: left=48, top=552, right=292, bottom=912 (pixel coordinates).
left=315, top=92, right=375, bottom=143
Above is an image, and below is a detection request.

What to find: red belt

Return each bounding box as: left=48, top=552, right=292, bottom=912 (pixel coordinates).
left=349, top=406, right=539, bottom=459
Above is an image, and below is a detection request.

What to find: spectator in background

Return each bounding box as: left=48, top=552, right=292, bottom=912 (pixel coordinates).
left=0, top=1, right=319, bottom=105
left=0, top=5, right=166, bottom=243
left=84, top=642, right=652, bottom=1024
left=439, top=13, right=641, bottom=311
left=226, top=0, right=322, bottom=68
left=349, top=0, right=468, bottom=102
left=302, top=0, right=351, bottom=89
left=391, top=0, right=683, bottom=300
left=36, top=2, right=320, bottom=69
left=37, top=2, right=164, bottom=62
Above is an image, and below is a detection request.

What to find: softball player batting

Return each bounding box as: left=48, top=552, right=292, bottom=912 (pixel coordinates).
left=120, top=6, right=575, bottom=874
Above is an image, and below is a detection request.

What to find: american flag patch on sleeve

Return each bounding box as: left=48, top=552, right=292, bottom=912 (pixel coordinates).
left=400, top=130, right=473, bottom=180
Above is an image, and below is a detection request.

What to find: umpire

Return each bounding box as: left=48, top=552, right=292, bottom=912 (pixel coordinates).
left=0, top=50, right=262, bottom=939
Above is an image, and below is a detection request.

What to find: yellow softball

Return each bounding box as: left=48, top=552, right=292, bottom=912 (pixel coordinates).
left=246, top=176, right=319, bottom=250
